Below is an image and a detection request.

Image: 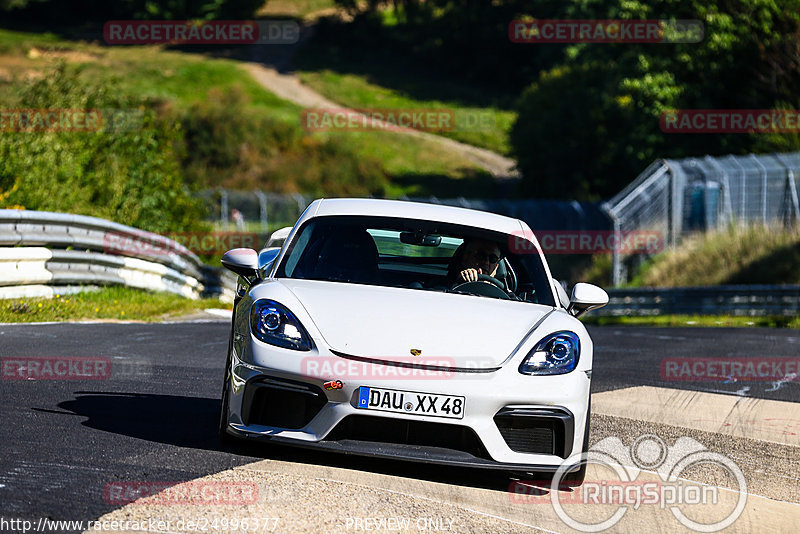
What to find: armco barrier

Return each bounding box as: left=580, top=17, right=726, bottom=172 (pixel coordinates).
left=0, top=210, right=237, bottom=301
left=598, top=285, right=800, bottom=316
left=5, top=210, right=796, bottom=315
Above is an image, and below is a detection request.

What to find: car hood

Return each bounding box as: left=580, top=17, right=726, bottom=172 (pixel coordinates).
left=281, top=279, right=552, bottom=369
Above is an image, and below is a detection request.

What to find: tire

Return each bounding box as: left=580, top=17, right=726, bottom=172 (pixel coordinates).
left=218, top=326, right=235, bottom=446
left=561, top=397, right=591, bottom=486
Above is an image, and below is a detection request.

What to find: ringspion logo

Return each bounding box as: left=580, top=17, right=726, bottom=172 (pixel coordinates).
left=509, top=434, right=746, bottom=532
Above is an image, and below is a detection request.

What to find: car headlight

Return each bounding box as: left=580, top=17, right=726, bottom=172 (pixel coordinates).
left=519, top=331, right=580, bottom=375
left=250, top=299, right=312, bottom=351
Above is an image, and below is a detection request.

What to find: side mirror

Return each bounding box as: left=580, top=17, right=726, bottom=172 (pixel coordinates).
left=257, top=247, right=281, bottom=279
left=568, top=283, right=609, bottom=318
left=265, top=226, right=292, bottom=249
left=221, top=248, right=259, bottom=285
left=552, top=278, right=570, bottom=309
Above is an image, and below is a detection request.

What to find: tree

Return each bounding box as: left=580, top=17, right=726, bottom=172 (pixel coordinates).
left=512, top=0, right=800, bottom=200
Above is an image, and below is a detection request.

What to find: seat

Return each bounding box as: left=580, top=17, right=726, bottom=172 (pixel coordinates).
left=311, top=228, right=379, bottom=284
left=496, top=258, right=517, bottom=292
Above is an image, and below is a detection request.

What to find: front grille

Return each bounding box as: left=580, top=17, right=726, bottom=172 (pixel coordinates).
left=242, top=377, right=327, bottom=429
left=324, top=415, right=490, bottom=459
left=494, top=408, right=573, bottom=458
left=495, top=417, right=558, bottom=455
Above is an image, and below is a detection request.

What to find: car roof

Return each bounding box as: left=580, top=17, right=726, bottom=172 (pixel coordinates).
left=307, top=198, right=528, bottom=236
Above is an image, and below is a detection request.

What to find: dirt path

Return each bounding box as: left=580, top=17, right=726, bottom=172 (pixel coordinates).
left=244, top=63, right=519, bottom=179
left=243, top=12, right=519, bottom=180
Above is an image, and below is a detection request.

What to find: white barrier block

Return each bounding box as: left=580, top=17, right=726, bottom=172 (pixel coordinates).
left=0, top=247, right=53, bottom=261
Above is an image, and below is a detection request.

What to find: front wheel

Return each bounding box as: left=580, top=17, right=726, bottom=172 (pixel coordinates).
left=218, top=330, right=235, bottom=446
left=561, top=398, right=591, bottom=486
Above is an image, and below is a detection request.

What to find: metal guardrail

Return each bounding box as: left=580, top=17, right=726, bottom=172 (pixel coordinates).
left=0, top=210, right=237, bottom=301
left=597, top=286, right=800, bottom=316
left=6, top=210, right=796, bottom=316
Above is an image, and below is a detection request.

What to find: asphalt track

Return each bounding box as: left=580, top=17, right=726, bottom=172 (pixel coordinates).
left=0, top=321, right=798, bottom=532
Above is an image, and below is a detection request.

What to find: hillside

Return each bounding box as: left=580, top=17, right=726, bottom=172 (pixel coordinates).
left=630, top=226, right=800, bottom=287
left=0, top=27, right=500, bottom=233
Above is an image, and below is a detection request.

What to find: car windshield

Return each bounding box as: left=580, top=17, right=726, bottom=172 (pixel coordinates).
left=275, top=215, right=555, bottom=306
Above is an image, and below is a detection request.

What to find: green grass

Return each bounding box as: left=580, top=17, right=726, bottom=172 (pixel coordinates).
left=0, top=28, right=62, bottom=53
left=293, top=13, right=518, bottom=156
left=76, top=46, right=301, bottom=117
left=0, top=28, right=490, bottom=193
left=257, top=0, right=337, bottom=19
left=0, top=286, right=226, bottom=323
left=581, top=314, right=800, bottom=328
left=572, top=225, right=800, bottom=289
left=630, top=225, right=800, bottom=287
left=296, top=68, right=516, bottom=155
left=339, top=130, right=493, bottom=190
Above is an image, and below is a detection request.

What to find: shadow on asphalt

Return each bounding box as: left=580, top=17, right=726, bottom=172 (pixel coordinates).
left=56, top=392, right=222, bottom=449
left=53, top=391, right=534, bottom=494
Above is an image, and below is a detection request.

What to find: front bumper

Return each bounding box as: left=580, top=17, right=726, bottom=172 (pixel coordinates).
left=227, top=424, right=573, bottom=472
left=224, top=336, right=591, bottom=471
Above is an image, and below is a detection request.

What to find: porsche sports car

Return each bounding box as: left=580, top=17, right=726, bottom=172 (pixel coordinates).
left=219, top=198, right=608, bottom=482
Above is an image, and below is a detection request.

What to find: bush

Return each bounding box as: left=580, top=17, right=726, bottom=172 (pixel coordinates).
left=511, top=0, right=800, bottom=200
left=180, top=86, right=389, bottom=197
left=0, top=64, right=207, bottom=233
left=1, top=0, right=264, bottom=21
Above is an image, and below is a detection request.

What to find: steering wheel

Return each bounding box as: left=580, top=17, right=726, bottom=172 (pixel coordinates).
left=452, top=274, right=510, bottom=300
left=476, top=273, right=505, bottom=289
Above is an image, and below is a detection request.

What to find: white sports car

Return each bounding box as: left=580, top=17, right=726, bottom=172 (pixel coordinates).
left=219, top=198, right=608, bottom=482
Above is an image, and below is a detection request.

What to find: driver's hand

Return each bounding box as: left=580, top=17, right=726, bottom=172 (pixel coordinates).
left=459, top=268, right=481, bottom=282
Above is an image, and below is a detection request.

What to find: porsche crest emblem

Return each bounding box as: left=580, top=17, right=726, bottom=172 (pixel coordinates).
left=410, top=349, right=422, bottom=356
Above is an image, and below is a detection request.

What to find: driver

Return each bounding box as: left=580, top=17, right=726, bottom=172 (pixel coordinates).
left=448, top=239, right=503, bottom=284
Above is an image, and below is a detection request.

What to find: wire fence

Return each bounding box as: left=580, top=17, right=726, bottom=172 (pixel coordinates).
left=201, top=151, right=800, bottom=287
left=200, top=188, right=612, bottom=284
left=604, top=152, right=800, bottom=285
left=200, top=189, right=611, bottom=234
left=198, top=189, right=312, bottom=234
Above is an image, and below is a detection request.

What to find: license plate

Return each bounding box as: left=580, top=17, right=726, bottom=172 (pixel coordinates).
left=356, top=387, right=465, bottom=419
